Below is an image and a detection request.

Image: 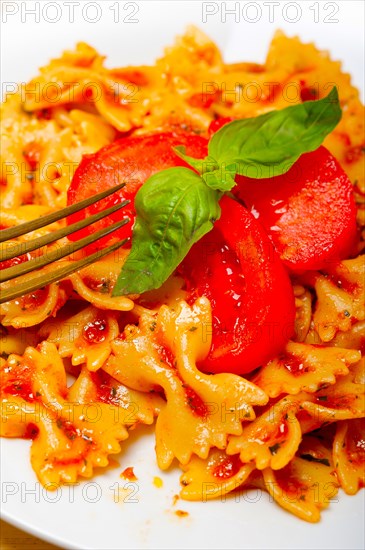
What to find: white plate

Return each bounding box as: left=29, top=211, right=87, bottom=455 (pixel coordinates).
left=1, top=2, right=364, bottom=549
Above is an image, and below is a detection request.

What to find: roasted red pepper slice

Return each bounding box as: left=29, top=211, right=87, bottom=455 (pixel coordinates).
left=67, top=131, right=208, bottom=251
left=180, top=196, right=296, bottom=375
left=234, top=146, right=357, bottom=272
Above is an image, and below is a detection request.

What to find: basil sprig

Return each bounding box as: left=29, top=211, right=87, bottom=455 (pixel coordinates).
left=208, top=87, right=341, bottom=180
left=113, top=87, right=341, bottom=296
left=112, top=168, right=221, bottom=296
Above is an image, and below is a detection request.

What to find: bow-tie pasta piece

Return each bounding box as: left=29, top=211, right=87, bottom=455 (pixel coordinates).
left=105, top=298, right=268, bottom=469
left=68, top=366, right=163, bottom=427
left=333, top=418, right=365, bottom=495
left=311, top=256, right=365, bottom=342
left=68, top=251, right=135, bottom=311
left=0, top=281, right=64, bottom=329
left=179, top=448, right=255, bottom=501
left=1, top=342, right=132, bottom=486
left=40, top=306, right=120, bottom=371
left=301, top=368, right=365, bottom=422
left=227, top=395, right=302, bottom=470
left=262, top=436, right=339, bottom=522
left=293, top=286, right=312, bottom=343
left=22, top=43, right=105, bottom=112
left=324, top=320, right=365, bottom=351
left=252, top=341, right=361, bottom=398
left=351, top=357, right=365, bottom=384
left=292, top=360, right=364, bottom=434
left=21, top=43, right=139, bottom=135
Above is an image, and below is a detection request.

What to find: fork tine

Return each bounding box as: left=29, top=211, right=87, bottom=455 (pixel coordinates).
left=0, top=182, right=127, bottom=243
left=0, top=218, right=130, bottom=283
left=0, top=240, right=127, bottom=305
left=0, top=199, right=130, bottom=263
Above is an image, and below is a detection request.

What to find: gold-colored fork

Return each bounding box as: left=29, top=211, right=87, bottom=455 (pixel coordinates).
left=0, top=184, right=130, bottom=304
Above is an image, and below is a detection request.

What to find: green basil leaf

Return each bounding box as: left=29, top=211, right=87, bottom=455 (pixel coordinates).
left=201, top=166, right=236, bottom=191
left=172, top=145, right=208, bottom=174
left=209, top=87, right=341, bottom=178
left=112, top=167, right=221, bottom=295
left=173, top=146, right=236, bottom=192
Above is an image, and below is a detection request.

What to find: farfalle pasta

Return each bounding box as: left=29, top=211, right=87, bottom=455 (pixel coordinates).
left=252, top=342, right=361, bottom=397
left=0, top=27, right=364, bottom=523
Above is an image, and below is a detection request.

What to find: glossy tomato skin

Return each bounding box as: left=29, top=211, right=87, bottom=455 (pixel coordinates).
left=208, top=116, right=235, bottom=136
left=234, top=146, right=357, bottom=273
left=180, top=196, right=296, bottom=375
left=67, top=132, right=208, bottom=250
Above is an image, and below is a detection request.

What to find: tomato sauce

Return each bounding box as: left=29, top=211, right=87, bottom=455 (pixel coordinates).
left=90, top=370, right=120, bottom=406
left=211, top=454, right=242, bottom=479
left=18, top=287, right=49, bottom=311
left=157, top=344, right=176, bottom=369
left=184, top=385, right=208, bottom=418
left=120, top=466, right=137, bottom=481
left=0, top=252, right=31, bottom=272
left=2, top=359, right=38, bottom=402
left=23, top=143, right=41, bottom=171
left=23, top=422, right=39, bottom=440
left=278, top=351, right=313, bottom=376
left=83, top=318, right=108, bottom=344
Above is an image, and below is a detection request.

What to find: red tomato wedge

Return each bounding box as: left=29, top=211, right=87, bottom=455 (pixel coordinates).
left=208, top=116, right=235, bottom=136
left=67, top=132, right=208, bottom=251
left=180, top=195, right=296, bottom=375
left=234, top=146, right=357, bottom=273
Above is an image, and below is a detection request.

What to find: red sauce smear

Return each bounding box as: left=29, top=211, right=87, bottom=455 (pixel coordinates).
left=110, top=69, right=149, bottom=87
left=83, top=318, right=108, bottom=344
left=36, top=108, right=52, bottom=120
left=257, top=421, right=289, bottom=445
left=23, top=422, right=39, bottom=440
left=274, top=465, right=308, bottom=495
left=83, top=275, right=112, bottom=294
left=0, top=252, right=31, bottom=272
left=57, top=418, right=79, bottom=441
left=345, top=144, right=364, bottom=164
left=157, top=344, right=176, bottom=368
left=188, top=92, right=217, bottom=109
left=300, top=84, right=319, bottom=102
left=279, top=352, right=313, bottom=377
left=23, top=143, right=41, bottom=171
left=2, top=359, right=38, bottom=402
left=212, top=454, right=242, bottom=479
left=54, top=455, right=89, bottom=467
left=184, top=386, right=209, bottom=419
left=120, top=466, right=137, bottom=481
left=259, top=82, right=281, bottom=103
left=90, top=370, right=120, bottom=406
left=315, top=393, right=357, bottom=410
left=18, top=287, right=48, bottom=311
